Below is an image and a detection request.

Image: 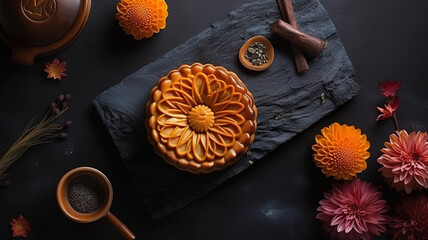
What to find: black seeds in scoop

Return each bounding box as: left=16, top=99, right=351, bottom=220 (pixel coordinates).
left=67, top=175, right=105, bottom=213
left=244, top=41, right=268, bottom=66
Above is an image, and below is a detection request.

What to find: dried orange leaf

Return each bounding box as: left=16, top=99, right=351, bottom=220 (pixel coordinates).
left=44, top=58, right=67, bottom=80
left=10, top=215, right=31, bottom=237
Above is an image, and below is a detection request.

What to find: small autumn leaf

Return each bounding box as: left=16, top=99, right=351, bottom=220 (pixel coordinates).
left=379, top=80, right=401, bottom=98
left=44, top=58, right=67, bottom=80
left=376, top=97, right=400, bottom=121
left=10, top=215, right=31, bottom=237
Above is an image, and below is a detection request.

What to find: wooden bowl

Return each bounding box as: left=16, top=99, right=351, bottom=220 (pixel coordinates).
left=239, top=35, right=274, bottom=71
left=56, top=167, right=113, bottom=223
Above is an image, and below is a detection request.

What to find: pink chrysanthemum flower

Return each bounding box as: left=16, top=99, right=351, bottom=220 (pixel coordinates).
left=316, top=179, right=389, bottom=240
left=378, top=130, right=428, bottom=193
left=389, top=194, right=428, bottom=240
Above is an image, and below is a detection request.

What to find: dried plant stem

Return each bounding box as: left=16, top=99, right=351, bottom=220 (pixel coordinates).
left=0, top=108, right=67, bottom=180
left=393, top=112, right=400, bottom=131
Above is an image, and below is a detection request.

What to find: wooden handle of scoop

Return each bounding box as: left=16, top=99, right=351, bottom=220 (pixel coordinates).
left=105, top=211, right=136, bottom=240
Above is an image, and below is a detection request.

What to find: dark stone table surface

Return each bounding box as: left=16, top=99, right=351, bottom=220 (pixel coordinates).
left=0, top=0, right=427, bottom=239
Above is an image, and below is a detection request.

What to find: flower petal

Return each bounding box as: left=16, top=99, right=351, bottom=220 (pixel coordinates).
left=379, top=80, right=401, bottom=98
left=192, top=72, right=210, bottom=104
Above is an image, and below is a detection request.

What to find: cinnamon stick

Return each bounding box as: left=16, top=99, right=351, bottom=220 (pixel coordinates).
left=277, top=0, right=308, bottom=73
left=271, top=19, right=328, bottom=58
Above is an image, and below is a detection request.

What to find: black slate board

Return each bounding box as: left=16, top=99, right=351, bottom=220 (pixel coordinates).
left=93, top=0, right=359, bottom=218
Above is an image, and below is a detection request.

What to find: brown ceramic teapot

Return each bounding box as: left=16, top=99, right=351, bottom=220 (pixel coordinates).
left=0, top=0, right=91, bottom=65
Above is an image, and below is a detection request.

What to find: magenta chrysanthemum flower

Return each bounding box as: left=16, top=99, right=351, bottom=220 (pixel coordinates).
left=378, top=130, right=428, bottom=193
left=316, top=179, right=389, bottom=240
left=389, top=194, right=428, bottom=240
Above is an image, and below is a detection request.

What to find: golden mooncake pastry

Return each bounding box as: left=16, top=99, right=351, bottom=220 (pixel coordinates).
left=146, top=63, right=258, bottom=174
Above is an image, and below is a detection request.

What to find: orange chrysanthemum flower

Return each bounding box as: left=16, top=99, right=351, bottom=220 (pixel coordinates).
left=116, top=0, right=168, bottom=40
left=312, top=122, right=370, bottom=180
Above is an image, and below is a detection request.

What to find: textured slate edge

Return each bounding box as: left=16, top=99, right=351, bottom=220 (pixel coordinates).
left=93, top=0, right=359, bottom=218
